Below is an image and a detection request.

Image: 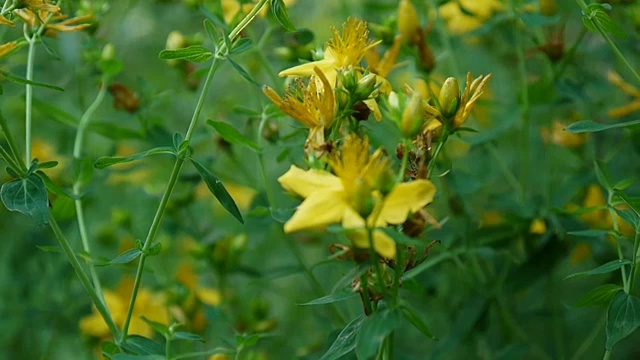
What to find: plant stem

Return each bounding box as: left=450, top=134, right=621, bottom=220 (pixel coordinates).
left=49, top=214, right=120, bottom=339
left=607, top=191, right=628, bottom=290
left=121, top=1, right=269, bottom=341
left=72, top=74, right=109, bottom=303
left=511, top=0, right=530, bottom=201
left=427, top=129, right=448, bottom=179
left=0, top=113, right=27, bottom=174
left=24, top=35, right=36, bottom=165
left=396, top=138, right=410, bottom=182
left=626, top=231, right=640, bottom=294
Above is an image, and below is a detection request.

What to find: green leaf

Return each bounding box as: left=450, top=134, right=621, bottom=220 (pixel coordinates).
left=297, top=288, right=358, bottom=306
left=614, top=208, right=640, bottom=230
left=565, top=119, right=640, bottom=133
left=190, top=158, right=244, bottom=224
left=94, top=146, right=175, bottom=169
left=203, top=19, right=219, bottom=44
left=606, top=292, right=640, bottom=349
left=99, top=59, right=124, bottom=77
left=594, top=160, right=612, bottom=190
left=356, top=308, right=401, bottom=359
left=226, top=57, right=259, bottom=86
left=141, top=317, right=169, bottom=337
left=614, top=178, right=636, bottom=191
left=32, top=98, right=77, bottom=128
left=565, top=259, right=632, bottom=280
left=0, top=69, right=64, bottom=91
left=101, top=341, right=120, bottom=357
left=121, top=335, right=164, bottom=355
left=173, top=331, right=204, bottom=342
left=35, top=171, right=73, bottom=200
left=36, top=245, right=61, bottom=253
left=1, top=173, right=49, bottom=226
left=574, top=284, right=622, bottom=308
left=158, top=45, right=213, bottom=63
left=567, top=229, right=616, bottom=237
left=399, top=302, right=437, bottom=339
left=231, top=38, right=252, bottom=54
left=111, top=355, right=165, bottom=360
left=206, top=120, right=260, bottom=152
left=270, top=0, right=296, bottom=32
left=614, top=189, right=640, bottom=218
left=318, top=316, right=365, bottom=360
left=97, top=248, right=142, bottom=267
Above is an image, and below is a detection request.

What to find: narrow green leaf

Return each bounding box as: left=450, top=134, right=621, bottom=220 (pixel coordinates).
left=567, top=229, right=615, bottom=237
left=206, top=120, right=260, bottom=151
left=141, top=317, right=169, bottom=337
left=37, top=161, right=58, bottom=169
left=1, top=173, right=49, bottom=226
left=574, top=284, right=622, bottom=308
left=231, top=38, right=252, bottom=54
left=190, top=158, right=244, bottom=224
left=0, top=69, right=64, bottom=91
left=614, top=189, right=640, bottom=217
left=614, top=208, right=640, bottom=230
left=158, top=45, right=213, bottom=63
left=564, top=259, right=632, bottom=280
left=94, top=146, right=175, bottom=169
left=226, top=57, right=259, bottom=86
left=36, top=245, right=61, bottom=253
left=297, top=288, right=357, bottom=306
left=614, top=178, right=636, bottom=191
left=203, top=19, right=219, bottom=44
left=101, top=341, right=120, bottom=357
left=173, top=331, right=205, bottom=342
left=121, top=335, right=164, bottom=355
left=270, top=0, right=296, bottom=32
left=606, top=292, right=640, bottom=349
left=96, top=248, right=142, bottom=267
left=32, top=97, right=78, bottom=127
left=36, top=170, right=74, bottom=200
left=594, top=160, right=612, bottom=190
left=399, top=302, right=437, bottom=339
left=565, top=119, right=640, bottom=133
left=318, top=316, right=365, bottom=360
left=356, top=308, right=401, bottom=359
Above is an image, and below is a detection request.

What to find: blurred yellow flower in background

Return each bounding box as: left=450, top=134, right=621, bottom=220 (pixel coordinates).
left=31, top=138, right=65, bottom=179
left=439, top=0, right=504, bottom=35
left=540, top=120, right=586, bottom=149
left=79, top=277, right=169, bottom=339
left=607, top=70, right=640, bottom=118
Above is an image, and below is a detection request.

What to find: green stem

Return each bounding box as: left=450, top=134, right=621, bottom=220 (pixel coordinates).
left=0, top=144, right=23, bottom=174
left=0, top=112, right=27, bottom=174
left=553, top=28, right=587, bottom=81
left=366, top=226, right=385, bottom=295
left=73, top=74, right=109, bottom=302
left=257, top=113, right=275, bottom=207
left=607, top=191, right=628, bottom=291
left=24, top=35, right=36, bottom=165
left=121, top=1, right=270, bottom=341
left=603, top=350, right=611, bottom=360
left=396, top=139, right=410, bottom=182
left=49, top=214, right=120, bottom=340
left=511, top=0, right=530, bottom=201
left=359, top=272, right=374, bottom=315
left=626, top=231, right=640, bottom=294
left=427, top=129, right=448, bottom=179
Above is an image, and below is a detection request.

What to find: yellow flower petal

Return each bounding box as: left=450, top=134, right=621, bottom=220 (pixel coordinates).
left=372, top=230, right=397, bottom=258
left=278, top=165, right=342, bottom=198
left=284, top=190, right=349, bottom=232
left=377, top=180, right=436, bottom=224
left=195, top=288, right=222, bottom=306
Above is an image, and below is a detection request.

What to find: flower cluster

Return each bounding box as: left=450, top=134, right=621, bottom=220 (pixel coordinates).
left=263, top=16, right=491, bottom=259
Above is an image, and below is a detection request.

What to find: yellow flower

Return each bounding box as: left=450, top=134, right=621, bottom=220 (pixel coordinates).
left=607, top=70, right=640, bottom=118
left=263, top=67, right=335, bottom=158
left=439, top=0, right=504, bottom=35
left=529, top=219, right=547, bottom=235
left=79, top=278, right=169, bottom=339
left=15, top=7, right=93, bottom=36
left=540, top=120, right=586, bottom=149
left=278, top=135, right=436, bottom=258
left=279, top=17, right=381, bottom=87
left=423, top=72, right=492, bottom=130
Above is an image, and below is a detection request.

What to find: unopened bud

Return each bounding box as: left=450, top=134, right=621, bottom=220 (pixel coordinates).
left=438, top=77, right=460, bottom=119
left=166, top=30, right=187, bottom=50
left=398, top=0, right=421, bottom=45
left=354, top=73, right=378, bottom=101
left=339, top=67, right=359, bottom=94
left=101, top=43, right=115, bottom=62
left=401, top=92, right=424, bottom=138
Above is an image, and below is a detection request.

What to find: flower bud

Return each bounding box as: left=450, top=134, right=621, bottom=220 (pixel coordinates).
left=398, top=0, right=421, bottom=45
left=354, top=73, right=378, bottom=101
left=438, top=77, right=460, bottom=119
left=101, top=43, right=115, bottom=62
left=339, top=67, right=359, bottom=94
left=166, top=30, right=187, bottom=51
left=401, top=92, right=424, bottom=138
